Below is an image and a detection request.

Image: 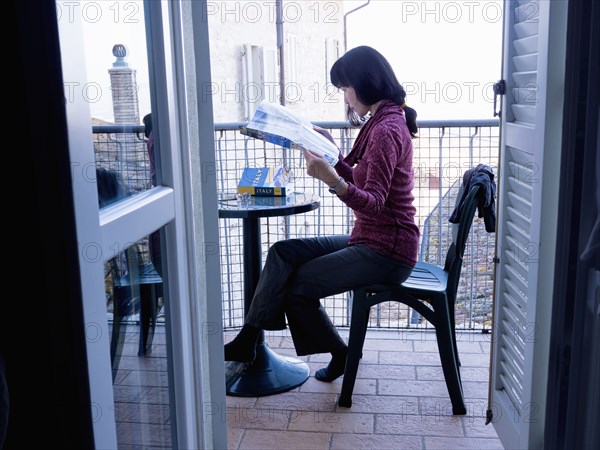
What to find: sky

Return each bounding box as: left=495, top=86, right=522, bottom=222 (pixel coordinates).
left=71, top=0, right=150, bottom=122
left=75, top=0, right=503, bottom=122
left=345, top=0, right=503, bottom=120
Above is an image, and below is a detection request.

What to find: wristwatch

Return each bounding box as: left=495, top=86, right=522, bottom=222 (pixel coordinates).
left=328, top=177, right=345, bottom=195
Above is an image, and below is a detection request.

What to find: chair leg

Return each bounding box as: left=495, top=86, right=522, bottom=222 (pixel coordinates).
left=339, top=290, right=369, bottom=408
left=139, top=284, right=158, bottom=356
left=361, top=311, right=369, bottom=357
left=448, top=298, right=461, bottom=368
left=435, top=298, right=466, bottom=415
left=110, top=317, right=126, bottom=381
left=111, top=286, right=129, bottom=381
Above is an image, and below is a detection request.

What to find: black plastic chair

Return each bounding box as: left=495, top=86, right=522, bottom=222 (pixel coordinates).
left=109, top=244, right=162, bottom=380
left=339, top=185, right=482, bottom=415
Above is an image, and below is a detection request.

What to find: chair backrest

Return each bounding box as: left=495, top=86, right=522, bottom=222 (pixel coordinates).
left=443, top=185, right=481, bottom=297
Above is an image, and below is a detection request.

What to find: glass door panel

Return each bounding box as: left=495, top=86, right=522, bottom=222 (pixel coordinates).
left=57, top=1, right=174, bottom=447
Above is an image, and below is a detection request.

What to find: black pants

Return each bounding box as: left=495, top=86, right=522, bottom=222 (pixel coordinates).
left=245, top=235, right=413, bottom=356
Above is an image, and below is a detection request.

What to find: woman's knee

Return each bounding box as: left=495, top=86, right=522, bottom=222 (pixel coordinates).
left=266, top=240, right=290, bottom=262
left=268, top=240, right=288, bottom=254
left=267, top=238, right=305, bottom=261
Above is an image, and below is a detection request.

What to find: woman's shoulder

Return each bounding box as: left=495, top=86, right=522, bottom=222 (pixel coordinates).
left=369, top=111, right=409, bottom=137
left=365, top=115, right=412, bottom=157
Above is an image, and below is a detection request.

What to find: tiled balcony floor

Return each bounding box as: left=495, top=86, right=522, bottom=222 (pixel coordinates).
left=225, top=328, right=502, bottom=450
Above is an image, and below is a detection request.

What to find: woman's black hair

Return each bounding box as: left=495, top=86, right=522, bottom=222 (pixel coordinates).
left=142, top=113, right=152, bottom=138
left=330, top=46, right=418, bottom=137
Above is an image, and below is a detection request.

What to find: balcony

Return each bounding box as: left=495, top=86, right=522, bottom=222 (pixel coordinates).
left=213, top=119, right=499, bottom=332
left=112, top=327, right=500, bottom=449
left=94, top=119, right=498, bottom=332
left=94, top=119, right=501, bottom=448
left=224, top=328, right=501, bottom=449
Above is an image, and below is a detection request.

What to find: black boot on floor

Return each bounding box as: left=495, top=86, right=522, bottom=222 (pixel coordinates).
left=315, top=345, right=348, bottom=382
left=224, top=324, right=260, bottom=362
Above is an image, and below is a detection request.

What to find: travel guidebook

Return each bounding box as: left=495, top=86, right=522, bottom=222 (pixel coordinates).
left=237, top=166, right=292, bottom=197
left=239, top=101, right=340, bottom=166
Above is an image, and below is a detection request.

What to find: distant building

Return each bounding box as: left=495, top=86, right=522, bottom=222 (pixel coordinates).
left=207, top=0, right=346, bottom=122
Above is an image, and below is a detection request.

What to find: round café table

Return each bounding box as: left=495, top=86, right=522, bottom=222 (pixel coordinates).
left=218, top=191, right=320, bottom=396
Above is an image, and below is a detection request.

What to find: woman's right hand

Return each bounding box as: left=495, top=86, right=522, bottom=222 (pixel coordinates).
left=313, top=125, right=336, bottom=146
left=302, top=148, right=339, bottom=186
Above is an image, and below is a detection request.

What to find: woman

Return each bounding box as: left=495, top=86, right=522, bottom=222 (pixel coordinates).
left=225, top=46, right=420, bottom=382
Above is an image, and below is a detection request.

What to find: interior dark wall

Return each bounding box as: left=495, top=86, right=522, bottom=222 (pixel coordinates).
left=2, top=1, right=94, bottom=448
left=545, top=0, right=600, bottom=448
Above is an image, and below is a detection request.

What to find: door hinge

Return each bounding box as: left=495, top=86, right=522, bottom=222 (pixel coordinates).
left=493, top=79, right=506, bottom=117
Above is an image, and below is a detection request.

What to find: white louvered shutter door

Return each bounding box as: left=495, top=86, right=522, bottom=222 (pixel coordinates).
left=490, top=1, right=567, bottom=448
left=244, top=44, right=274, bottom=119
left=325, top=38, right=339, bottom=83
left=262, top=48, right=279, bottom=104
left=285, top=33, right=298, bottom=85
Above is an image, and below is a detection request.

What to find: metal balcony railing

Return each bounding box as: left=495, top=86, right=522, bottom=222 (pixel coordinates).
left=93, top=119, right=499, bottom=333
left=93, top=124, right=150, bottom=195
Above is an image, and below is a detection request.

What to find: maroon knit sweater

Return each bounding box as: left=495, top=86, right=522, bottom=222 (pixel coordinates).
left=335, top=100, right=419, bottom=266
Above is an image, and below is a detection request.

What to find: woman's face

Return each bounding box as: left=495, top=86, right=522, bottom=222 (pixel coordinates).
left=341, top=87, right=370, bottom=117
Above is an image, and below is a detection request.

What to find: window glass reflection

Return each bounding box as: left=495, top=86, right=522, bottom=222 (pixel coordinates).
left=104, top=232, right=169, bottom=449
left=94, top=121, right=154, bottom=207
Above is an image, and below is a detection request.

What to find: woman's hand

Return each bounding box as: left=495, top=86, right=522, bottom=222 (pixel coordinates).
left=313, top=125, right=337, bottom=146
left=302, top=148, right=340, bottom=186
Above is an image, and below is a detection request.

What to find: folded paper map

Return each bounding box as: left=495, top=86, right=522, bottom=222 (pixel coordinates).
left=240, top=101, right=340, bottom=166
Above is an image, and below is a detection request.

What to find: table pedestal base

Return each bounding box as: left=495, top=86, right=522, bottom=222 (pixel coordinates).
left=225, top=342, right=310, bottom=397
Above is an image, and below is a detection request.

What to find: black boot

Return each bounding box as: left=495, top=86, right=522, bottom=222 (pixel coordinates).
left=224, top=324, right=260, bottom=362
left=315, top=345, right=348, bottom=382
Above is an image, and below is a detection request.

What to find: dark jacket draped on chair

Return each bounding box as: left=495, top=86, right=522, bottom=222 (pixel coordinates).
left=449, top=164, right=496, bottom=232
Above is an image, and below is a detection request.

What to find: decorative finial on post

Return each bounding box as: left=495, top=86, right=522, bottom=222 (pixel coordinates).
left=112, top=44, right=129, bottom=68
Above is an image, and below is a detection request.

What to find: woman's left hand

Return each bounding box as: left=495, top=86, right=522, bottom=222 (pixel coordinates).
left=313, top=125, right=337, bottom=146
left=302, top=148, right=340, bottom=186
